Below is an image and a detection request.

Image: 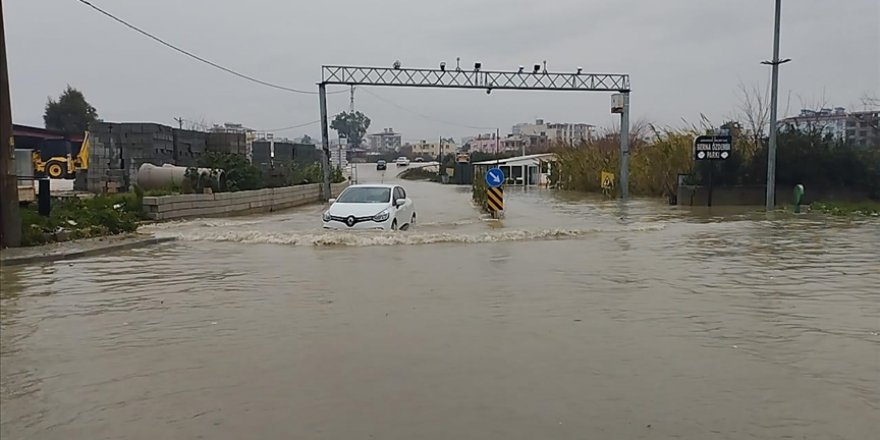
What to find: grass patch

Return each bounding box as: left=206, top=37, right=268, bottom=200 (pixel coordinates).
left=811, top=201, right=880, bottom=217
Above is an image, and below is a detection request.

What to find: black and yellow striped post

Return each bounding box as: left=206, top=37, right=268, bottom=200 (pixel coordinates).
left=487, top=186, right=504, bottom=214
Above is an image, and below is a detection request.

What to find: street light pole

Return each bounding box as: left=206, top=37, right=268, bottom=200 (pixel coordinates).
left=619, top=91, right=630, bottom=200
left=765, top=0, right=785, bottom=211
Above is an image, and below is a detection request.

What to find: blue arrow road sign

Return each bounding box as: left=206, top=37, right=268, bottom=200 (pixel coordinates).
left=485, top=167, right=505, bottom=188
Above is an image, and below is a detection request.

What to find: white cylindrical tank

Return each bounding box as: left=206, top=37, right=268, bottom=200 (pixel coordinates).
left=136, top=163, right=225, bottom=191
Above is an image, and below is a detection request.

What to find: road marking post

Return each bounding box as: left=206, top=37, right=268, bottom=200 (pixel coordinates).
left=794, top=184, right=805, bottom=213
left=487, top=186, right=504, bottom=214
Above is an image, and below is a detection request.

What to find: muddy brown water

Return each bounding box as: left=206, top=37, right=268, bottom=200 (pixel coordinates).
left=2, top=165, right=878, bottom=439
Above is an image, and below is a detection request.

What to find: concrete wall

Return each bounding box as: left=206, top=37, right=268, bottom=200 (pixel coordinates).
left=142, top=183, right=348, bottom=220
left=677, top=184, right=871, bottom=206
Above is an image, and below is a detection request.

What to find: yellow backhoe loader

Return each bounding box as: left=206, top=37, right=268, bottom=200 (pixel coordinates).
left=32, top=131, right=90, bottom=178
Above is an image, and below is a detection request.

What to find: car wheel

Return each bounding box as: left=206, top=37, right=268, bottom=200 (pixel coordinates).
left=391, top=219, right=398, bottom=231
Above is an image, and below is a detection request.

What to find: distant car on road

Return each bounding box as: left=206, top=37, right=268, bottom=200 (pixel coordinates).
left=323, top=184, right=416, bottom=231
left=414, top=157, right=424, bottom=162
left=395, top=157, right=410, bottom=167
left=376, top=159, right=387, bottom=170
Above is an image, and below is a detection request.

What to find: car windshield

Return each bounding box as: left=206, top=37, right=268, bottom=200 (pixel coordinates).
left=336, top=187, right=391, bottom=204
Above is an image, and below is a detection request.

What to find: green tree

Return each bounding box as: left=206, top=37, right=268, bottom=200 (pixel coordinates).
left=330, top=111, right=371, bottom=148
left=44, top=86, right=98, bottom=135
left=301, top=134, right=313, bottom=144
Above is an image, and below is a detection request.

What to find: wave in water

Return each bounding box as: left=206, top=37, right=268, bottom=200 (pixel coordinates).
left=155, top=225, right=665, bottom=247
left=142, top=218, right=268, bottom=230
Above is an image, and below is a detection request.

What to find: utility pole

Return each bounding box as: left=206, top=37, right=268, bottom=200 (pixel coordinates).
left=172, top=117, right=183, bottom=164
left=318, top=83, right=332, bottom=200
left=763, top=0, right=788, bottom=211
left=349, top=85, right=355, bottom=113
left=0, top=2, right=22, bottom=247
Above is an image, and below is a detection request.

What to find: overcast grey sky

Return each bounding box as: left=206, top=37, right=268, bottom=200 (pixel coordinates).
left=6, top=0, right=879, bottom=141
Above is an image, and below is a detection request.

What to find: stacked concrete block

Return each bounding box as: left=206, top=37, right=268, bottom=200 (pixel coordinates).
left=173, top=129, right=207, bottom=167
left=142, top=182, right=349, bottom=220
left=84, top=122, right=255, bottom=193
left=252, top=141, right=272, bottom=170
left=118, top=123, right=175, bottom=184
left=86, top=122, right=122, bottom=193
left=292, top=144, right=322, bottom=167
left=206, top=132, right=247, bottom=156
left=86, top=122, right=217, bottom=192
left=273, top=141, right=294, bottom=164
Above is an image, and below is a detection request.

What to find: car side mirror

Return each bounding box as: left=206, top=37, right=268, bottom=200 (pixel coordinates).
left=395, top=198, right=406, bottom=207
left=328, top=198, right=336, bottom=204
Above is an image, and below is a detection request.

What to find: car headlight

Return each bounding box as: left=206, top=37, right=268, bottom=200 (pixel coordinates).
left=322, top=211, right=331, bottom=222
left=372, top=209, right=390, bottom=222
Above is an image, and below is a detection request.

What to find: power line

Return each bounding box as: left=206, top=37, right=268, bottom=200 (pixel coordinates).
left=262, top=120, right=320, bottom=132
left=360, top=88, right=495, bottom=131
left=75, top=0, right=344, bottom=95
left=175, top=117, right=318, bottom=133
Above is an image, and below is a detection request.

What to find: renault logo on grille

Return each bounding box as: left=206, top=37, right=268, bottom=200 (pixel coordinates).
left=346, top=216, right=356, bottom=227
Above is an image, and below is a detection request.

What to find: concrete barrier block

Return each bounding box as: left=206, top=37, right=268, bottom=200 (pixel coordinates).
left=143, top=184, right=333, bottom=220
left=159, top=201, right=194, bottom=213
left=231, top=203, right=252, bottom=212
left=192, top=200, right=222, bottom=209
left=221, top=192, right=248, bottom=201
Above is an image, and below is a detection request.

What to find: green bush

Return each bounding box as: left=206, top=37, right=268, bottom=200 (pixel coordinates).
left=20, top=193, right=142, bottom=246
left=197, top=152, right=262, bottom=191
left=332, top=166, right=346, bottom=183
left=472, top=169, right=488, bottom=211
left=190, top=153, right=348, bottom=192
left=290, top=162, right=322, bottom=184
left=399, top=167, right=438, bottom=181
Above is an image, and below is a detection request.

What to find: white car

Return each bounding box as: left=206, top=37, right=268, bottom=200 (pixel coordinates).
left=322, top=184, right=416, bottom=231
left=395, top=157, right=410, bottom=166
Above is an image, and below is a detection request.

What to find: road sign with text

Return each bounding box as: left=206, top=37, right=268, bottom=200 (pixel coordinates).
left=694, top=135, right=732, bottom=160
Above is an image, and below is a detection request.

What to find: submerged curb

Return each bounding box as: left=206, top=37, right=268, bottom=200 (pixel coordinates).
left=0, top=237, right=177, bottom=267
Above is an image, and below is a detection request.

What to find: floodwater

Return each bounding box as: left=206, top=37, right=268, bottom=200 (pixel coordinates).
left=2, top=164, right=878, bottom=439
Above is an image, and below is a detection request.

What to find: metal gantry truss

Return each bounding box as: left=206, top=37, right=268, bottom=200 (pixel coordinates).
left=316, top=64, right=631, bottom=200
left=321, top=65, right=630, bottom=92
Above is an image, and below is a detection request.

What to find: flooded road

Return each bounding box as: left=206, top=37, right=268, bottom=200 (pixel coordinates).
left=2, top=164, right=879, bottom=439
